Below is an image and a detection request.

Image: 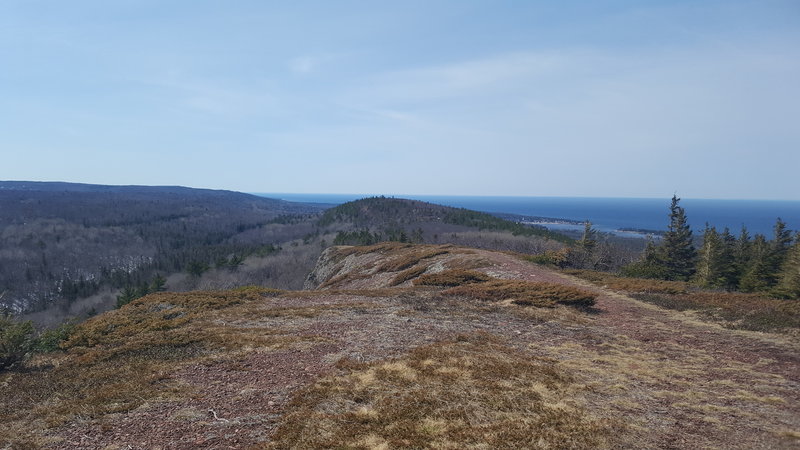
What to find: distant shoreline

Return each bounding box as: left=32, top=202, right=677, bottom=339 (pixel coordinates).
left=490, top=212, right=584, bottom=226
left=258, top=193, right=800, bottom=237
left=497, top=214, right=660, bottom=239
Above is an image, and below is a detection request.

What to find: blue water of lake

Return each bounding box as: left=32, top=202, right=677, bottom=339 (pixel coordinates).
left=258, top=193, right=800, bottom=238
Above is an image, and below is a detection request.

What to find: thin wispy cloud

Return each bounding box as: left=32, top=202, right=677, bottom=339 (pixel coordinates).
left=288, top=54, right=342, bottom=75
left=1, top=1, right=798, bottom=198
left=366, top=52, right=565, bottom=101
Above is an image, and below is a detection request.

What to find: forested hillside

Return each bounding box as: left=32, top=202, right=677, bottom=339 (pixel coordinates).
left=0, top=182, right=319, bottom=313
left=149, top=197, right=576, bottom=302
left=1, top=187, right=577, bottom=321
left=319, top=196, right=572, bottom=245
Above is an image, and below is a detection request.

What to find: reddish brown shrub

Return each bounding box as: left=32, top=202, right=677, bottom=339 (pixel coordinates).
left=413, top=270, right=491, bottom=287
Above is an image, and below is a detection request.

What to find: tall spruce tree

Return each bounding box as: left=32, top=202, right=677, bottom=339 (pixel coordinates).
left=661, top=195, right=696, bottom=281
left=694, top=225, right=725, bottom=288
left=740, top=219, right=794, bottom=292
left=739, top=234, right=771, bottom=292
left=578, top=221, right=597, bottom=253
left=773, top=233, right=800, bottom=299
left=150, top=274, right=167, bottom=292
left=570, top=221, right=599, bottom=269
left=733, top=226, right=752, bottom=286
left=719, top=227, right=738, bottom=289
left=767, top=218, right=793, bottom=282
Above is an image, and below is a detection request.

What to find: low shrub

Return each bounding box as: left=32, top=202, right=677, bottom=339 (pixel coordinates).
left=619, top=261, right=671, bottom=280
left=523, top=249, right=570, bottom=268
left=413, top=269, right=491, bottom=287
left=0, top=315, right=36, bottom=370
left=390, top=265, right=428, bottom=286
left=34, top=319, right=79, bottom=353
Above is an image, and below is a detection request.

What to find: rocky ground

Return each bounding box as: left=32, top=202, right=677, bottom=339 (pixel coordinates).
left=4, top=244, right=798, bottom=449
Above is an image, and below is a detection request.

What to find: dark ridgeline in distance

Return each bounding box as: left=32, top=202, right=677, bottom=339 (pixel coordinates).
left=0, top=181, right=322, bottom=315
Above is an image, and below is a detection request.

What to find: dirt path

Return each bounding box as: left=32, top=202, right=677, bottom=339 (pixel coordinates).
left=482, top=250, right=800, bottom=449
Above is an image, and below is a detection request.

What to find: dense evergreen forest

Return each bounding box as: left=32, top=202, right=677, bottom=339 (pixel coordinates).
left=618, top=196, right=799, bottom=299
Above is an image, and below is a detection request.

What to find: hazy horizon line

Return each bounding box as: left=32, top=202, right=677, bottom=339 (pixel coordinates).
left=257, top=192, right=800, bottom=203
left=3, top=180, right=798, bottom=202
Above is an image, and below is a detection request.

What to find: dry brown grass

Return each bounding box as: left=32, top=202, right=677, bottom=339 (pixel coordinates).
left=538, top=334, right=799, bottom=448
left=445, top=279, right=597, bottom=308
left=375, top=247, right=451, bottom=272
left=213, top=301, right=385, bottom=329
left=0, top=288, right=310, bottom=448
left=563, top=270, right=800, bottom=332
left=631, top=291, right=800, bottom=332
left=413, top=269, right=492, bottom=287
left=564, top=270, right=689, bottom=294
left=389, top=264, right=429, bottom=286
left=444, top=255, right=491, bottom=271
left=319, top=244, right=464, bottom=289
left=267, top=332, right=618, bottom=449
left=332, top=241, right=414, bottom=258
left=510, top=302, right=593, bottom=325
left=318, top=271, right=374, bottom=289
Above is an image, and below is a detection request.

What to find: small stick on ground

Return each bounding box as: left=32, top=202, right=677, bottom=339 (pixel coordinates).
left=208, top=409, right=229, bottom=422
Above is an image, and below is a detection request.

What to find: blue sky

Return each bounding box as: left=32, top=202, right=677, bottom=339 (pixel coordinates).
left=1, top=1, right=798, bottom=199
